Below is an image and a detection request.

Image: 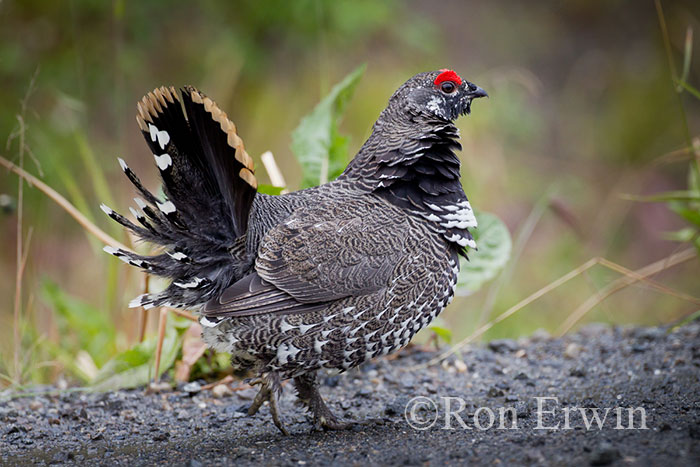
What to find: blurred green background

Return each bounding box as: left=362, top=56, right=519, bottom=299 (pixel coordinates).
left=1, top=0, right=699, bottom=385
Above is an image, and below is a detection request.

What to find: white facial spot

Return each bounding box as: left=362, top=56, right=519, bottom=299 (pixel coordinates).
left=426, top=95, right=445, bottom=117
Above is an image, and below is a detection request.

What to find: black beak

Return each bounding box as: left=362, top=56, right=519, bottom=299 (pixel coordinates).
left=467, top=83, right=488, bottom=99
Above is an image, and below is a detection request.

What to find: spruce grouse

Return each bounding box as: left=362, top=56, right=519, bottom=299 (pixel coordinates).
left=102, top=69, right=488, bottom=433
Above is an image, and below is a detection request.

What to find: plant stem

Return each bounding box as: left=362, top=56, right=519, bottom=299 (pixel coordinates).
left=13, top=115, right=25, bottom=383
left=0, top=155, right=128, bottom=250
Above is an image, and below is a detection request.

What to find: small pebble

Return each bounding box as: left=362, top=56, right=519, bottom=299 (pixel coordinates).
left=487, top=386, right=504, bottom=398
left=183, top=382, right=202, bottom=395
left=589, top=442, right=620, bottom=466
left=564, top=343, right=582, bottom=359
left=530, top=329, right=550, bottom=341
left=488, top=339, right=519, bottom=354
left=211, top=384, right=233, bottom=398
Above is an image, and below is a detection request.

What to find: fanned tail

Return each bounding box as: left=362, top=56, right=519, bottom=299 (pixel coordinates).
left=101, top=86, right=257, bottom=309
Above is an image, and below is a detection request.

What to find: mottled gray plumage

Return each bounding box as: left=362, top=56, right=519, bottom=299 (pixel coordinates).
left=103, top=70, right=487, bottom=433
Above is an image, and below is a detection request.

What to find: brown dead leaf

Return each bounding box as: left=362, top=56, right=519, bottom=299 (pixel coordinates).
left=174, top=322, right=207, bottom=383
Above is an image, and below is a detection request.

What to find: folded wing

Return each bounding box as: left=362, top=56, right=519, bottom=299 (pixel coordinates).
left=202, top=199, right=409, bottom=317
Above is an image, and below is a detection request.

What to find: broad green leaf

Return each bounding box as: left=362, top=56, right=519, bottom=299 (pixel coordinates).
left=457, top=211, right=512, bottom=294
left=291, top=64, right=366, bottom=188
left=429, top=325, right=453, bottom=345
left=257, top=184, right=284, bottom=196
left=91, top=319, right=181, bottom=391
left=41, top=280, right=116, bottom=367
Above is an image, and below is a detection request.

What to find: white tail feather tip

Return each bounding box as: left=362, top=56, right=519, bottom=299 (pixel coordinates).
left=103, top=245, right=120, bottom=255
left=154, top=153, right=172, bottom=170
left=99, top=204, right=113, bottom=216
left=134, top=197, right=147, bottom=209
left=128, top=294, right=148, bottom=308
left=157, top=200, right=176, bottom=214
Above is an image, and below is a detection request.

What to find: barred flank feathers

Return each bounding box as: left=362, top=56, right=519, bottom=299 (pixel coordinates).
left=102, top=86, right=257, bottom=310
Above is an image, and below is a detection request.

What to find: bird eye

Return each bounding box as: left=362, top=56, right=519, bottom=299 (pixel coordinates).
left=440, top=81, right=456, bottom=94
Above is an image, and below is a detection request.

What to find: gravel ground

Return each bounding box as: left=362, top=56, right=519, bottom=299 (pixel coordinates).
left=2, top=323, right=699, bottom=466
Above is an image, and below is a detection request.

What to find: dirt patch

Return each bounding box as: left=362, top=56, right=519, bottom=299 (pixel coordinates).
left=2, top=323, right=699, bottom=466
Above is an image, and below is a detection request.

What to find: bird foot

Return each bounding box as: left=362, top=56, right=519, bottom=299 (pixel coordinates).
left=247, top=373, right=289, bottom=435
left=312, top=407, right=350, bottom=431
left=294, top=372, right=350, bottom=432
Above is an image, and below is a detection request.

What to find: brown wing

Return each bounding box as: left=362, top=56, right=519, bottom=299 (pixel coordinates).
left=202, top=197, right=410, bottom=318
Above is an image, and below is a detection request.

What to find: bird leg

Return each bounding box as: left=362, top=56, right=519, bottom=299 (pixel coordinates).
left=246, top=372, right=288, bottom=435
left=294, top=372, right=348, bottom=431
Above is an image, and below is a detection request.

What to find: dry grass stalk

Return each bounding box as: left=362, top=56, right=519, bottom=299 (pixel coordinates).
left=260, top=150, right=288, bottom=193
left=153, top=308, right=168, bottom=383
left=12, top=116, right=26, bottom=381
left=409, top=248, right=698, bottom=371
left=137, top=275, right=150, bottom=342
left=556, top=248, right=698, bottom=335
left=0, top=155, right=128, bottom=251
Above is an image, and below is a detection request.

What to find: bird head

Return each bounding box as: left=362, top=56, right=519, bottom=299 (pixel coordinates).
left=388, top=69, right=488, bottom=122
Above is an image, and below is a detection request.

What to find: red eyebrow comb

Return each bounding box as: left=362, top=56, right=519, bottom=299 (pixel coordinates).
left=434, top=69, right=463, bottom=86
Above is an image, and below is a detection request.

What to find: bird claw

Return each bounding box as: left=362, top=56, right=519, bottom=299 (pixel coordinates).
left=244, top=376, right=262, bottom=387
left=294, top=372, right=350, bottom=432
left=313, top=411, right=351, bottom=431
left=247, top=373, right=289, bottom=435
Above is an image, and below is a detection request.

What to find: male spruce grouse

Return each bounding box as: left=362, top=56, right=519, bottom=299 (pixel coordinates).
left=102, top=69, right=487, bottom=434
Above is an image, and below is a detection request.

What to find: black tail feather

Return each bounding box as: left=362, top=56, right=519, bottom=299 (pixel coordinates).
left=180, top=86, right=257, bottom=237
left=103, top=86, right=258, bottom=309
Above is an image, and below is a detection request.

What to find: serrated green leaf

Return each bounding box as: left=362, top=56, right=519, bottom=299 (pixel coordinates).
left=457, top=211, right=512, bottom=294
left=291, top=64, right=366, bottom=188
